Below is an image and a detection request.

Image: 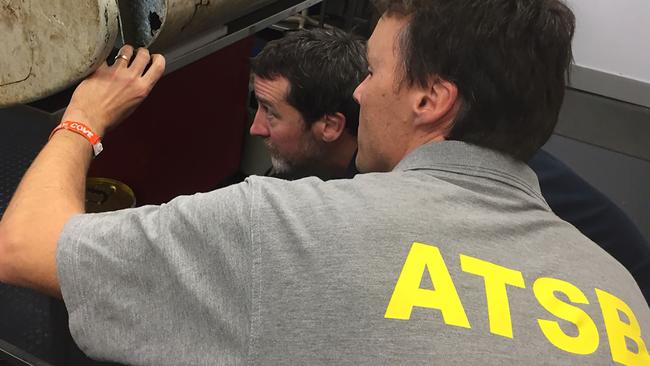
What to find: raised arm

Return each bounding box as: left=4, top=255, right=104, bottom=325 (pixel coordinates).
left=0, top=45, right=165, bottom=297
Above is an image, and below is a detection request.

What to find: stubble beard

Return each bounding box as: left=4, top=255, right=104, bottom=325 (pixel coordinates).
left=265, top=136, right=325, bottom=178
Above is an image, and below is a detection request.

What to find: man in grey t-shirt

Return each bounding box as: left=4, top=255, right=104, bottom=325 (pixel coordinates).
left=1, top=1, right=648, bottom=365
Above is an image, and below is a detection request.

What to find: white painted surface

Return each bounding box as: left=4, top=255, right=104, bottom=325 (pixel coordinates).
left=565, top=0, right=650, bottom=84
left=0, top=0, right=119, bottom=107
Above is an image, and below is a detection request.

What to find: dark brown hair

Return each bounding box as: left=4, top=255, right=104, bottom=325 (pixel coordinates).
left=373, top=0, right=575, bottom=161
left=251, top=28, right=367, bottom=136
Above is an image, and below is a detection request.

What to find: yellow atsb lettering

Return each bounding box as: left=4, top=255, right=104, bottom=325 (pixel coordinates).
left=385, top=242, right=470, bottom=329
left=460, top=255, right=525, bottom=338
left=595, top=288, right=650, bottom=366
left=534, top=277, right=599, bottom=355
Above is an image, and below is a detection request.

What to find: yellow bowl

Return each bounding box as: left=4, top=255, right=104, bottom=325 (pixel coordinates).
left=85, top=178, right=136, bottom=213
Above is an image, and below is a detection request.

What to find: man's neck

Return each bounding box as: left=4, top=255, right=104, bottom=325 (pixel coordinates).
left=322, top=134, right=358, bottom=179
left=269, top=135, right=358, bottom=181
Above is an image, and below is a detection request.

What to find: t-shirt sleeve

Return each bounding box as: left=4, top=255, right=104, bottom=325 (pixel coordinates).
left=56, top=181, right=254, bottom=365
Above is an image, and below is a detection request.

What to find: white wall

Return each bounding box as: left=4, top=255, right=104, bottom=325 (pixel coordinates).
left=565, top=0, right=650, bottom=84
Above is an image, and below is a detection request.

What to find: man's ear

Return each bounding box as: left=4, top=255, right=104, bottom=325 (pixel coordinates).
left=413, top=78, right=459, bottom=128
left=312, top=112, right=347, bottom=143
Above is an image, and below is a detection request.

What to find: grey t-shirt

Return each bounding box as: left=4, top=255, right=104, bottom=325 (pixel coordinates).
left=57, top=141, right=650, bottom=365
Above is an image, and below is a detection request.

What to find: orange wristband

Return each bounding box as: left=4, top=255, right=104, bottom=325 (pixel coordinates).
left=49, top=121, right=104, bottom=157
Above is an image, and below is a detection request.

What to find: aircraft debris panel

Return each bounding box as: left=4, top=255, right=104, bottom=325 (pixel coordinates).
left=0, top=0, right=281, bottom=108
left=119, top=0, right=277, bottom=51
left=0, top=0, right=120, bottom=107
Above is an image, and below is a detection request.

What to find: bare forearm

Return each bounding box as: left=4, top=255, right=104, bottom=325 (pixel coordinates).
left=0, top=45, right=164, bottom=297
left=0, top=131, right=92, bottom=296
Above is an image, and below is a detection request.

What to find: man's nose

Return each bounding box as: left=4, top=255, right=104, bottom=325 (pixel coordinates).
left=250, top=109, right=270, bottom=137
left=353, top=81, right=364, bottom=104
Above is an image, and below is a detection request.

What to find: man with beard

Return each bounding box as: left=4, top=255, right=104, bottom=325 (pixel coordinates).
left=249, top=28, right=366, bottom=181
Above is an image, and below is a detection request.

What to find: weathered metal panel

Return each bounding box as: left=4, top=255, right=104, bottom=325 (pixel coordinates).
left=0, top=0, right=120, bottom=108
left=0, top=0, right=284, bottom=107
left=119, top=0, right=277, bottom=51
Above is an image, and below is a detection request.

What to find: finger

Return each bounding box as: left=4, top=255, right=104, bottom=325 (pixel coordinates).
left=142, top=54, right=166, bottom=84
left=130, top=48, right=151, bottom=76
left=113, top=44, right=135, bottom=67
